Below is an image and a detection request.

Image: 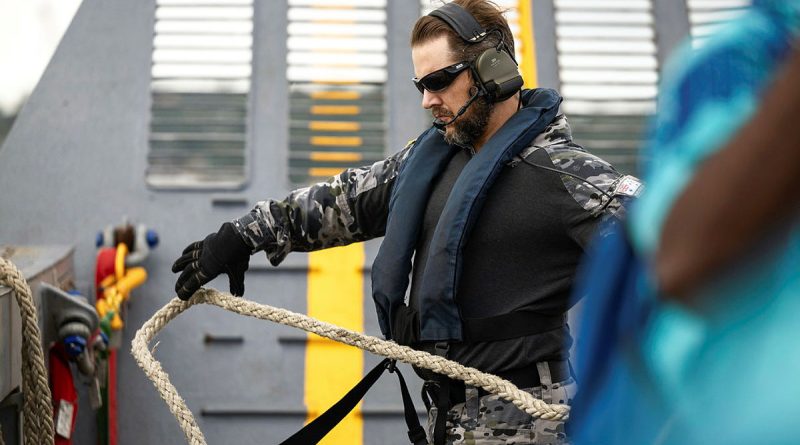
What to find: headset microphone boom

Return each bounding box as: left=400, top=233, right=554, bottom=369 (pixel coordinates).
left=432, top=87, right=483, bottom=130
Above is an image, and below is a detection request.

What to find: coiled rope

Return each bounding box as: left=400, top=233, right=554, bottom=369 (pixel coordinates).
left=132, top=288, right=570, bottom=445
left=0, top=257, right=55, bottom=445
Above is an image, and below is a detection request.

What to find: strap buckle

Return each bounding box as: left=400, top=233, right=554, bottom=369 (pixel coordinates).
left=408, top=426, right=428, bottom=445
left=434, top=342, right=449, bottom=357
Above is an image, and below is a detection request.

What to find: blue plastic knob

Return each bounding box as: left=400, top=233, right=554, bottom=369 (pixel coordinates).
left=64, top=335, right=87, bottom=358
left=146, top=229, right=159, bottom=248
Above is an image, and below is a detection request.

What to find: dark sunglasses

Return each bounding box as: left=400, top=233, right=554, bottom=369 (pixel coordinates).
left=412, top=61, right=470, bottom=94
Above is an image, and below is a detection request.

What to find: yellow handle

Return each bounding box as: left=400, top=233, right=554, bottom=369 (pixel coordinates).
left=96, top=298, right=111, bottom=319
left=116, top=267, right=147, bottom=299
left=115, top=243, right=128, bottom=281
left=96, top=268, right=147, bottom=331
left=111, top=312, right=124, bottom=330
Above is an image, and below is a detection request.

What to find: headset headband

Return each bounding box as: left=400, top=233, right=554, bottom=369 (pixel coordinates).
left=428, top=3, right=488, bottom=43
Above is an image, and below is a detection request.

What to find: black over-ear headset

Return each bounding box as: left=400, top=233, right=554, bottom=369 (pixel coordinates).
left=428, top=2, right=523, bottom=103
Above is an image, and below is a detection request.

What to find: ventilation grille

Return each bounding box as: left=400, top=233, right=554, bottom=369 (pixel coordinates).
left=554, top=0, right=657, bottom=174
left=687, top=0, right=751, bottom=47
left=147, top=0, right=253, bottom=188
left=287, top=0, right=387, bottom=186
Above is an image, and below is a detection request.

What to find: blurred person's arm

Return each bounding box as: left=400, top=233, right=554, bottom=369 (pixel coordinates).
left=656, top=42, right=800, bottom=301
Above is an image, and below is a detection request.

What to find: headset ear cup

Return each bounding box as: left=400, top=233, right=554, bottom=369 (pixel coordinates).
left=495, top=73, right=524, bottom=102
left=473, top=48, right=523, bottom=102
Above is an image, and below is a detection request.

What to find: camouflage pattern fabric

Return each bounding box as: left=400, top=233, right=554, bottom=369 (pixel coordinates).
left=233, top=114, right=640, bottom=265
left=427, top=363, right=578, bottom=445
left=515, top=115, right=642, bottom=222
left=233, top=141, right=415, bottom=265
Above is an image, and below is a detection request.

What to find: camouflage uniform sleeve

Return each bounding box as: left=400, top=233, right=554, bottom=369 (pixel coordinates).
left=232, top=142, right=416, bottom=266
left=545, top=143, right=642, bottom=218
left=520, top=125, right=643, bottom=247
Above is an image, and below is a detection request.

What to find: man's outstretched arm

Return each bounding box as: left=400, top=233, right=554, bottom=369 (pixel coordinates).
left=172, top=142, right=415, bottom=300
left=234, top=143, right=414, bottom=264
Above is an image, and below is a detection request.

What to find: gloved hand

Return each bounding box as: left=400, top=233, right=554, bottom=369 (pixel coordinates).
left=171, top=222, right=251, bottom=300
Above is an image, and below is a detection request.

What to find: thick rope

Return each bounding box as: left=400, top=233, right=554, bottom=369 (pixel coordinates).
left=132, top=288, right=570, bottom=445
left=0, top=257, right=55, bottom=445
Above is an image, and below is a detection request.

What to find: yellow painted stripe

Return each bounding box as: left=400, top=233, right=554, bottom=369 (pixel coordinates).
left=311, top=90, right=362, bottom=100
left=518, top=0, right=539, bottom=88
left=309, top=167, right=347, bottom=177
left=309, top=121, right=361, bottom=132
left=311, top=105, right=361, bottom=115
left=311, top=136, right=363, bottom=147
left=310, top=151, right=363, bottom=162
left=306, top=245, right=365, bottom=444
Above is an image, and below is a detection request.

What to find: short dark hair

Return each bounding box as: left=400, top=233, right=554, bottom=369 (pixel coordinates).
left=411, top=0, right=515, bottom=63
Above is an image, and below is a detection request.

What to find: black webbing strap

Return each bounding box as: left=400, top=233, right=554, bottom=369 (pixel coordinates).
left=432, top=378, right=449, bottom=445
left=279, top=358, right=426, bottom=445
left=391, top=361, right=429, bottom=445
left=462, top=311, right=566, bottom=342
left=431, top=343, right=450, bottom=445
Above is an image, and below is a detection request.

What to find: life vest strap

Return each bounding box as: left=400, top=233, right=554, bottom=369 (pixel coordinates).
left=279, top=358, right=426, bottom=445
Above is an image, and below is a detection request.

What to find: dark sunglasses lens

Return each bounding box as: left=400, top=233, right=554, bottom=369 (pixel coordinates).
left=422, top=71, right=452, bottom=92
left=413, top=63, right=466, bottom=93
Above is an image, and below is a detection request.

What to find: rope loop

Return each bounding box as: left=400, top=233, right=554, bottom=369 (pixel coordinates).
left=0, top=257, right=55, bottom=445
left=132, top=288, right=570, bottom=445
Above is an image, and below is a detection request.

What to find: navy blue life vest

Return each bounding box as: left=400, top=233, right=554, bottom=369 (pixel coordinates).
left=371, top=88, right=562, bottom=342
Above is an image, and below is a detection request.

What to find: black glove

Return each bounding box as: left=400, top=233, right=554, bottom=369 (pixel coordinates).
left=171, top=222, right=251, bottom=300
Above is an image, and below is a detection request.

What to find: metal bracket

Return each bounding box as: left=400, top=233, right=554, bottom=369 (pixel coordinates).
left=40, top=283, right=99, bottom=375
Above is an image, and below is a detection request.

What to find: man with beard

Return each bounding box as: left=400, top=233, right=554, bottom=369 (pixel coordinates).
left=172, top=1, right=640, bottom=443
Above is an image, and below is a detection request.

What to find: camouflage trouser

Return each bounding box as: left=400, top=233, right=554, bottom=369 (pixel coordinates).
left=427, top=362, right=578, bottom=445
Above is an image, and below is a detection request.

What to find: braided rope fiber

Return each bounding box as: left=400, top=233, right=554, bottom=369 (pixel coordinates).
left=132, top=288, right=570, bottom=445
left=0, top=257, right=55, bottom=445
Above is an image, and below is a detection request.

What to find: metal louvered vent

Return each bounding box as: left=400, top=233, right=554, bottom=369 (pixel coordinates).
left=687, top=0, right=751, bottom=47
left=147, top=0, right=253, bottom=189
left=554, top=0, right=657, bottom=175
left=287, top=0, right=387, bottom=186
